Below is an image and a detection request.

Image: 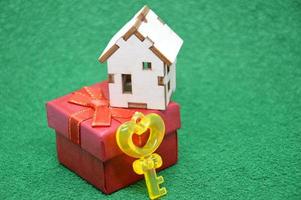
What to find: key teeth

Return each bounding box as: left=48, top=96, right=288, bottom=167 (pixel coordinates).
left=159, top=187, right=167, bottom=196
left=156, top=176, right=164, bottom=184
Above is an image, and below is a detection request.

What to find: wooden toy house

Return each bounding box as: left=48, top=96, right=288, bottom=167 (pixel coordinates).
left=99, top=5, right=183, bottom=110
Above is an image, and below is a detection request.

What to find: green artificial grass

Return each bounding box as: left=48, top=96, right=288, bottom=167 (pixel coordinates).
left=1, top=0, right=301, bottom=199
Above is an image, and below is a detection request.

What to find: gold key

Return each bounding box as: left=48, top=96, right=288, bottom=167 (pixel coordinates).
left=116, top=112, right=167, bottom=199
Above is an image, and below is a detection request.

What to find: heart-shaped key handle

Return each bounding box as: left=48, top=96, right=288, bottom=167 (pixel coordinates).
left=116, top=112, right=165, bottom=158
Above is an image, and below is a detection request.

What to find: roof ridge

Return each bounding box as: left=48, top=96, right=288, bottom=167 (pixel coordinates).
left=98, top=5, right=183, bottom=65
left=98, top=5, right=150, bottom=63
left=122, top=5, right=150, bottom=41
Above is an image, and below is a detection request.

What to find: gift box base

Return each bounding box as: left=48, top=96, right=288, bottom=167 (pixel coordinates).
left=56, top=131, right=178, bottom=194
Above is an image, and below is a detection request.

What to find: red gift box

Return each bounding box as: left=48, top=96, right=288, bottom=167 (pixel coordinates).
left=46, top=81, right=181, bottom=194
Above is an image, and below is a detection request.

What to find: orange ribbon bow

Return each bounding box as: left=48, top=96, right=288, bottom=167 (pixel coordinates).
left=68, top=86, right=135, bottom=145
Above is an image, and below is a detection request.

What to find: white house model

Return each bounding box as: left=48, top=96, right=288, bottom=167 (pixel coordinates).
left=99, top=5, right=183, bottom=110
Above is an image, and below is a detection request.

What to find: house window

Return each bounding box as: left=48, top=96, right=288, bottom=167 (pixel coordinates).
left=142, top=62, right=152, bottom=70
left=167, top=65, right=170, bottom=73
left=167, top=80, right=171, bottom=91
left=108, top=74, right=114, bottom=83
left=122, top=74, right=132, bottom=93
left=158, top=76, right=164, bottom=86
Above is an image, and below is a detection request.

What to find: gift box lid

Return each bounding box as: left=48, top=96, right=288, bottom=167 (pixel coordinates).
left=46, top=81, right=181, bottom=161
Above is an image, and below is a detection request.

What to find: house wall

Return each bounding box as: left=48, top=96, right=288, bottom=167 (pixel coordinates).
left=164, top=60, right=176, bottom=105
left=107, top=34, right=169, bottom=110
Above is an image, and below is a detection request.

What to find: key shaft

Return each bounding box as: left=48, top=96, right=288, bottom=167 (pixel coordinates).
left=133, top=154, right=167, bottom=199
left=144, top=168, right=167, bottom=199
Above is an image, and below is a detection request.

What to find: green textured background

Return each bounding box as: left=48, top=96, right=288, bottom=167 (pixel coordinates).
left=1, top=0, right=301, bottom=199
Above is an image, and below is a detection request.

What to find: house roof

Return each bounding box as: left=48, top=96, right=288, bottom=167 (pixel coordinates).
left=99, top=5, right=183, bottom=65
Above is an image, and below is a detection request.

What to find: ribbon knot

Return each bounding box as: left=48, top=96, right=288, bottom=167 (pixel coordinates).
left=67, top=86, right=135, bottom=145
left=88, top=99, right=109, bottom=108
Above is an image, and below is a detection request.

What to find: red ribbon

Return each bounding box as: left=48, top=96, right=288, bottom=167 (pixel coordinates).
left=68, top=86, right=135, bottom=145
